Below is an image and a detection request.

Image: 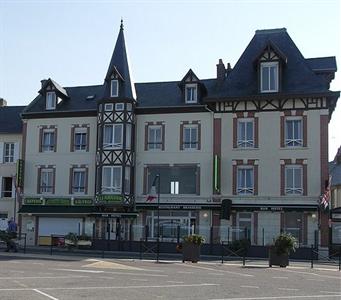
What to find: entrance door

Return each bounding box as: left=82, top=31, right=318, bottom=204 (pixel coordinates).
left=236, top=212, right=253, bottom=241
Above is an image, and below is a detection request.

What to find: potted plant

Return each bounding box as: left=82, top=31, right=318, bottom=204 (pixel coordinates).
left=77, top=234, right=92, bottom=247
left=182, top=234, right=204, bottom=263
left=229, top=238, right=251, bottom=256
left=64, top=232, right=78, bottom=250
left=269, top=233, right=298, bottom=268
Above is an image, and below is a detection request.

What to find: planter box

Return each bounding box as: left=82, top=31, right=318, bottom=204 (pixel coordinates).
left=182, top=242, right=201, bottom=263
left=77, top=240, right=92, bottom=246
left=269, top=247, right=289, bottom=267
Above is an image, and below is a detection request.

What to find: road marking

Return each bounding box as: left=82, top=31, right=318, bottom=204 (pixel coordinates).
left=273, top=268, right=341, bottom=279
left=319, top=291, right=341, bottom=294
left=0, top=283, right=219, bottom=292
left=131, top=279, right=148, bottom=282
left=240, top=285, right=259, bottom=289
left=13, top=280, right=28, bottom=288
left=167, top=281, right=184, bottom=283
left=210, top=294, right=341, bottom=299
left=177, top=271, right=193, bottom=274
left=208, top=273, right=225, bottom=276
left=272, top=277, right=288, bottom=279
left=178, top=263, right=254, bottom=277
left=278, top=288, right=299, bottom=291
left=83, top=260, right=142, bottom=270
left=103, top=271, right=168, bottom=277
left=306, top=278, right=325, bottom=282
left=0, top=275, right=87, bottom=280
left=54, top=268, right=103, bottom=273
left=33, top=289, right=59, bottom=300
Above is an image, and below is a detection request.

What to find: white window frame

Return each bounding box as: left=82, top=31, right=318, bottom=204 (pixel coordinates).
left=285, top=117, right=303, bottom=147
left=170, top=181, right=179, bottom=194
left=104, top=103, right=113, bottom=111
left=3, top=143, right=15, bottom=163
left=46, top=92, right=56, bottom=110
left=183, top=124, right=199, bottom=150
left=237, top=166, right=254, bottom=195
left=124, top=166, right=131, bottom=195
left=185, top=84, right=198, bottom=103
left=285, top=165, right=303, bottom=195
left=115, top=103, right=124, bottom=111
left=237, top=118, right=254, bottom=148
left=74, top=128, right=87, bottom=151
left=260, top=61, right=279, bottom=93
left=72, top=168, right=86, bottom=194
left=40, top=168, right=54, bottom=194
left=103, top=124, right=123, bottom=149
left=111, top=80, right=119, bottom=97
left=147, top=125, right=162, bottom=150
left=42, top=129, right=55, bottom=152
left=102, top=166, right=122, bottom=194
left=126, top=124, right=132, bottom=150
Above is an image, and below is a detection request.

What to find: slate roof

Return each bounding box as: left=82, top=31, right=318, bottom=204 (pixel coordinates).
left=0, top=106, right=25, bottom=133
left=104, top=21, right=135, bottom=100
left=23, top=27, right=338, bottom=115
left=330, top=162, right=341, bottom=187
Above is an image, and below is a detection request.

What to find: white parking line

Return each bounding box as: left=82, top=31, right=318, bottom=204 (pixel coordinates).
left=240, top=285, right=259, bottom=289
left=210, top=294, right=341, bottom=299
left=278, top=288, right=299, bottom=291
left=33, top=289, right=59, bottom=300
left=319, top=291, right=341, bottom=294
left=273, top=268, right=341, bottom=279
left=54, top=268, right=104, bottom=273
left=0, top=275, right=87, bottom=280
left=272, top=277, right=288, bottom=279
left=178, top=263, right=254, bottom=277
left=306, top=278, right=325, bottom=282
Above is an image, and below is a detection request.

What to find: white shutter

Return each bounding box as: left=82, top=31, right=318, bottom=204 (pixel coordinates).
left=14, top=142, right=19, bottom=161
left=0, top=176, right=2, bottom=198
left=0, top=142, right=4, bottom=164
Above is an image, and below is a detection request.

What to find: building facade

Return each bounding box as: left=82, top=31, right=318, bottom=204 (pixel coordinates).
left=0, top=99, right=24, bottom=230
left=18, top=24, right=339, bottom=249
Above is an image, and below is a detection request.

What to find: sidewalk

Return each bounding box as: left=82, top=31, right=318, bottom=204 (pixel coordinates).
left=1, top=244, right=340, bottom=271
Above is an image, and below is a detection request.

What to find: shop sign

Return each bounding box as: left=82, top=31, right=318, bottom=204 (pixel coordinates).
left=24, top=198, right=43, bottom=205
left=96, top=194, right=123, bottom=203
left=74, top=198, right=93, bottom=206
left=45, top=198, right=71, bottom=206
left=332, top=213, right=341, bottom=219
left=16, top=159, right=25, bottom=188
left=260, top=207, right=283, bottom=211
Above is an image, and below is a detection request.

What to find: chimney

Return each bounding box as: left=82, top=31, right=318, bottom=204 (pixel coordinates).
left=216, top=59, right=226, bottom=81
left=0, top=98, right=7, bottom=107
left=335, top=146, right=341, bottom=164
left=41, top=79, right=47, bottom=88
left=226, top=63, right=232, bottom=77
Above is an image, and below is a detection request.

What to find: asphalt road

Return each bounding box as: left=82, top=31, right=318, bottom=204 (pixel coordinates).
left=0, top=252, right=340, bottom=300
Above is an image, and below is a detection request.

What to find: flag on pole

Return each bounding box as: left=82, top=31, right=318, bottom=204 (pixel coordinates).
left=146, top=175, right=159, bottom=202
left=320, top=176, right=331, bottom=209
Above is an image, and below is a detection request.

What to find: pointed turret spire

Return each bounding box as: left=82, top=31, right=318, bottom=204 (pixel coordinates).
left=104, top=20, right=135, bottom=100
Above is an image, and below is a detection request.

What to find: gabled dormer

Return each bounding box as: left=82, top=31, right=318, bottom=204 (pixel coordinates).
left=179, top=69, right=205, bottom=104
left=254, top=40, right=287, bottom=93
left=39, top=78, right=69, bottom=110
left=103, top=20, right=136, bottom=101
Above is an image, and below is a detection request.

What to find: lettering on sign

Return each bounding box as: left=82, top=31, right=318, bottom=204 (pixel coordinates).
left=45, top=198, right=71, bottom=206
left=24, top=198, right=43, bottom=205
left=97, top=194, right=123, bottom=203
left=74, top=198, right=93, bottom=206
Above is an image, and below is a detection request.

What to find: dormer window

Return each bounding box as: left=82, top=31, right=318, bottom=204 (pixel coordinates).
left=185, top=84, right=198, bottom=103
left=46, top=92, right=56, bottom=110
left=111, top=79, right=119, bottom=97
left=260, top=62, right=278, bottom=93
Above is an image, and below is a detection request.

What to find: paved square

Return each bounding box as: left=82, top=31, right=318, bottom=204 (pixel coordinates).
left=0, top=253, right=340, bottom=300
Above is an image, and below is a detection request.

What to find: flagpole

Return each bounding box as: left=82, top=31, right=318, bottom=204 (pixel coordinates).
left=156, top=174, right=160, bottom=263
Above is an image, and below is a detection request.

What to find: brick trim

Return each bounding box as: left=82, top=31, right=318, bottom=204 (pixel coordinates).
left=180, top=123, right=184, bottom=150
left=280, top=116, right=285, bottom=148
left=254, top=117, right=259, bottom=148
left=52, top=168, right=56, bottom=194
left=70, top=126, right=75, bottom=152
left=86, top=126, right=90, bottom=152
left=303, top=115, right=307, bottom=147
left=38, top=127, right=43, bottom=152
left=233, top=118, right=237, bottom=148
left=54, top=127, right=57, bottom=152
left=69, top=167, right=73, bottom=194
left=196, top=165, right=200, bottom=195
left=37, top=167, right=41, bottom=194
left=144, top=124, right=148, bottom=151
left=143, top=167, right=148, bottom=195
left=85, top=167, right=89, bottom=194
left=161, top=123, right=165, bottom=151
left=233, top=159, right=258, bottom=195
left=232, top=165, right=237, bottom=195
left=254, top=165, right=258, bottom=195
left=281, top=159, right=307, bottom=196
left=280, top=164, right=285, bottom=195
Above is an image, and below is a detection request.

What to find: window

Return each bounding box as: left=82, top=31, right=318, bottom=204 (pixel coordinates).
left=124, top=167, right=131, bottom=194
left=74, top=129, right=87, bottom=151
left=126, top=103, right=132, bottom=111
left=42, top=130, right=55, bottom=152
left=103, top=124, right=123, bottom=149
left=260, top=62, right=278, bottom=93
left=126, top=124, right=131, bottom=150
left=183, top=125, right=198, bottom=150
left=285, top=118, right=303, bottom=147
left=72, top=169, right=86, bottom=194
left=102, top=166, right=122, bottom=194
left=147, top=166, right=197, bottom=194
left=40, top=169, right=54, bottom=194
left=237, top=167, right=254, bottom=195
left=285, top=165, right=303, bottom=195
left=1, top=177, right=13, bottom=197
left=104, top=103, right=113, bottom=111
left=3, top=143, right=14, bottom=163
left=236, top=212, right=252, bottom=240
left=115, top=103, right=124, bottom=111
left=185, top=84, right=198, bottom=103
left=46, top=92, right=56, bottom=110
left=237, top=119, right=254, bottom=148
left=148, top=125, right=162, bottom=150
left=111, top=80, right=119, bottom=97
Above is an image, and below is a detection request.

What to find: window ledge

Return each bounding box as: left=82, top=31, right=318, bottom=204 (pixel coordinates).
left=279, top=146, right=308, bottom=150
left=232, top=147, right=259, bottom=151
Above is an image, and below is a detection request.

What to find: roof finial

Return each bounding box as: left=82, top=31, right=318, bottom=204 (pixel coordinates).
left=120, top=18, right=124, bottom=30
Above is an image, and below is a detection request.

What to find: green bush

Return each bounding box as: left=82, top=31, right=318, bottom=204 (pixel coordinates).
left=183, top=234, right=205, bottom=245
left=230, top=238, right=251, bottom=255
left=273, top=233, right=298, bottom=255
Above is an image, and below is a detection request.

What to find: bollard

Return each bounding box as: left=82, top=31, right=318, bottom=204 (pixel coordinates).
left=221, top=242, right=224, bottom=264
left=311, top=244, right=314, bottom=269
left=339, top=247, right=341, bottom=271
left=243, top=252, right=246, bottom=266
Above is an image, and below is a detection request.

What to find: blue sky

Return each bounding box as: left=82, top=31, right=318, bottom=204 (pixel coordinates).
left=0, top=0, right=340, bottom=158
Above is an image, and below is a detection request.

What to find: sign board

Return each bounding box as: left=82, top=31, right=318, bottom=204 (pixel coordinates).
left=260, top=207, right=283, bottom=211
left=24, top=198, right=43, bottom=205
left=332, top=213, right=341, bottom=220
left=74, top=198, right=93, bottom=206
left=45, top=198, right=71, bottom=206
left=96, top=194, right=123, bottom=203
left=16, top=159, right=25, bottom=188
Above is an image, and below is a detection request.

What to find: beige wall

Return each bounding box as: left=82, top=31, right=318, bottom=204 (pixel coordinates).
left=135, top=112, right=213, bottom=199
left=23, top=117, right=97, bottom=197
